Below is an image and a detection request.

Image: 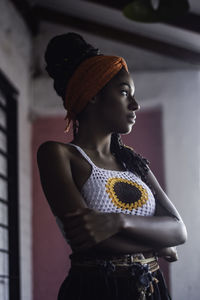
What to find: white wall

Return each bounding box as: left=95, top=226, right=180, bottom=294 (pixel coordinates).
left=135, top=70, right=200, bottom=300
left=0, top=1, right=32, bottom=300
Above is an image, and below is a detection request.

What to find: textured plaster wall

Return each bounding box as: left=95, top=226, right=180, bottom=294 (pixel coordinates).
left=135, top=70, right=200, bottom=300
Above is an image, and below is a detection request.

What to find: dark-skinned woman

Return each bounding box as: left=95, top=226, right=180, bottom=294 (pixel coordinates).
left=37, top=33, right=187, bottom=300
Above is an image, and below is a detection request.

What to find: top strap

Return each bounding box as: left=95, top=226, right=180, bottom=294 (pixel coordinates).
left=68, top=143, right=96, bottom=168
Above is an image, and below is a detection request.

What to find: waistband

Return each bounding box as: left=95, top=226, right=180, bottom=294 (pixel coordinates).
left=70, top=253, right=159, bottom=274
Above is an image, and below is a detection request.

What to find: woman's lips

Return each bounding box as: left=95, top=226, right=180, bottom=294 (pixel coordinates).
left=127, top=114, right=136, bottom=123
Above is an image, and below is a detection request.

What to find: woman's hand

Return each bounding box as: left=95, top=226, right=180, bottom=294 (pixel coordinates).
left=61, top=208, right=123, bottom=252
left=157, top=247, right=178, bottom=262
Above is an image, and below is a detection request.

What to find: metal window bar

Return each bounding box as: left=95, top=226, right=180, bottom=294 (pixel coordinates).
left=0, top=250, right=9, bottom=254
left=0, top=70, right=20, bottom=300
left=0, top=150, right=7, bottom=158
left=0, top=125, right=7, bottom=135
left=0, top=198, right=8, bottom=205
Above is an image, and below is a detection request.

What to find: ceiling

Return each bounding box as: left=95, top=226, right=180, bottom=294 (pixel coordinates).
left=84, top=0, right=200, bottom=14
left=17, top=0, right=200, bottom=68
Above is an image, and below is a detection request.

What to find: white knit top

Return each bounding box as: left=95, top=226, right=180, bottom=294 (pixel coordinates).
left=69, top=143, right=156, bottom=217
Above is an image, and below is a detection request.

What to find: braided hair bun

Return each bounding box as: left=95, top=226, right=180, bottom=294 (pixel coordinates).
left=45, top=32, right=100, bottom=100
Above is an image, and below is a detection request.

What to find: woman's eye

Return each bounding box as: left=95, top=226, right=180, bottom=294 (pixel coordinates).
left=121, top=90, right=128, bottom=96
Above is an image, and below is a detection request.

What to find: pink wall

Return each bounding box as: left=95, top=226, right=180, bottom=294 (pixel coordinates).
left=32, top=117, right=73, bottom=300
left=32, top=108, right=169, bottom=300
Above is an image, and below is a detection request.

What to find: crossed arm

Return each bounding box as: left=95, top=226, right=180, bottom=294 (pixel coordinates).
left=37, top=141, right=187, bottom=259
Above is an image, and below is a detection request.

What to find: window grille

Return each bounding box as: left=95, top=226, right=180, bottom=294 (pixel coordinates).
left=0, top=71, right=20, bottom=300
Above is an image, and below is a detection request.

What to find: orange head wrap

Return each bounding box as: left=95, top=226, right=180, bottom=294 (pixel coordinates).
left=64, top=55, right=128, bottom=132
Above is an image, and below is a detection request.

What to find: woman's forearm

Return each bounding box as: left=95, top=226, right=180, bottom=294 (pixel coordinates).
left=119, top=214, right=187, bottom=248
left=92, top=233, right=154, bottom=254
left=112, top=169, right=188, bottom=249
left=61, top=209, right=187, bottom=252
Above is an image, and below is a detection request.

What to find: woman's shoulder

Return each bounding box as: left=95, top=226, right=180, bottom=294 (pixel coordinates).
left=37, top=141, right=77, bottom=164
left=37, top=140, right=75, bottom=155
left=37, top=140, right=91, bottom=193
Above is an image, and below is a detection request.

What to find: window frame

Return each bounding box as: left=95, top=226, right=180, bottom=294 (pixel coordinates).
left=0, top=69, right=20, bottom=300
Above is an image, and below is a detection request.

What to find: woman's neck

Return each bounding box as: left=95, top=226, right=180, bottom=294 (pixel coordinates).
left=72, top=127, right=112, bottom=156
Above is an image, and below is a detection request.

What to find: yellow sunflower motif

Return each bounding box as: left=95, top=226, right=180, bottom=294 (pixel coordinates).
left=105, top=177, right=148, bottom=211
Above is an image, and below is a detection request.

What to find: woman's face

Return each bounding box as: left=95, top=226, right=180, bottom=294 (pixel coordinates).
left=95, top=68, right=140, bottom=134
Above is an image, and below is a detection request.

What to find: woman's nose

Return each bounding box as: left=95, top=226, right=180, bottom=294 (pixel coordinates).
left=129, top=96, right=140, bottom=111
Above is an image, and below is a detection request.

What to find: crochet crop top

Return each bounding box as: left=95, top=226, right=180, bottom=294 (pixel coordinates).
left=68, top=143, right=156, bottom=217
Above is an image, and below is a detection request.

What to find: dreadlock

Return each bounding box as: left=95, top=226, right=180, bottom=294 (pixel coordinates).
left=110, top=133, right=157, bottom=195
left=110, top=133, right=149, bottom=180
left=73, top=119, right=79, bottom=138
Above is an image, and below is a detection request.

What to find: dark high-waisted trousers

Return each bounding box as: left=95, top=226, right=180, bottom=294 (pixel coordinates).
left=57, top=263, right=171, bottom=300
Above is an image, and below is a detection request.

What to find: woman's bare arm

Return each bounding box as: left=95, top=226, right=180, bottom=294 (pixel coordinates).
left=37, top=142, right=154, bottom=253
left=37, top=142, right=187, bottom=253
left=37, top=141, right=124, bottom=249
left=62, top=169, right=187, bottom=251
left=118, top=169, right=187, bottom=247
left=37, top=141, right=87, bottom=215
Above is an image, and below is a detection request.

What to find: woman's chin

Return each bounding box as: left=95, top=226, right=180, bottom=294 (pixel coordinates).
left=117, top=124, right=134, bottom=135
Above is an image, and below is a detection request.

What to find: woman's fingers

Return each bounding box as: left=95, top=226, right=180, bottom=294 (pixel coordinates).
left=62, top=208, right=93, bottom=229
left=160, top=246, right=178, bottom=262
left=61, top=210, right=121, bottom=249
left=163, top=254, right=178, bottom=262
left=69, top=231, right=96, bottom=252
left=63, top=208, right=92, bottom=219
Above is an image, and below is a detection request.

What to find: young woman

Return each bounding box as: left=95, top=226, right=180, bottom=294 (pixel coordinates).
left=37, top=33, right=187, bottom=300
